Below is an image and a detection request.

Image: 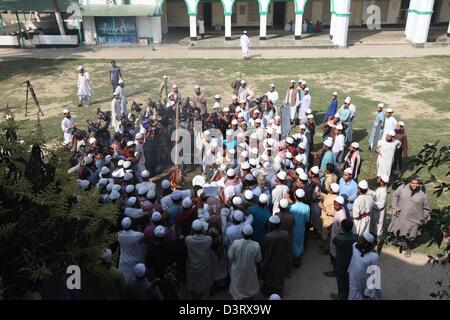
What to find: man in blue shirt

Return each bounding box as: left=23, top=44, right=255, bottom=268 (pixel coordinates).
left=289, top=188, right=310, bottom=267
left=323, top=92, right=338, bottom=123
left=109, top=60, right=123, bottom=93
left=339, top=168, right=358, bottom=210
left=249, top=194, right=271, bottom=251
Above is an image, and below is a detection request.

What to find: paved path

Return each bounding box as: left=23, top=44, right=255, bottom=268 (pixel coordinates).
left=0, top=43, right=449, bottom=60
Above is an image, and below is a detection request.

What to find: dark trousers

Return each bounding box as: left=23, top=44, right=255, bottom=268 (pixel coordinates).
left=112, top=80, right=118, bottom=92
left=336, top=272, right=349, bottom=300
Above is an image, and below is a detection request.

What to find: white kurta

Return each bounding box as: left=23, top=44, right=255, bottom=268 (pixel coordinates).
left=77, top=72, right=94, bottom=99
left=115, top=86, right=128, bottom=115
left=111, top=97, right=122, bottom=133
left=299, top=93, right=311, bottom=123
left=371, top=187, right=387, bottom=236
left=332, top=134, right=345, bottom=155
left=376, top=139, right=400, bottom=178
left=134, top=141, right=146, bottom=179
left=266, top=90, right=279, bottom=107
left=382, top=116, right=397, bottom=138
left=285, top=88, right=300, bottom=120
left=348, top=244, right=381, bottom=300
left=240, top=34, right=251, bottom=57
left=61, top=117, right=75, bottom=146
left=197, top=20, right=205, bottom=34
left=352, top=194, right=373, bottom=236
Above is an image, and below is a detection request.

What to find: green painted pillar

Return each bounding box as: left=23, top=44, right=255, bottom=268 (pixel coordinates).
left=15, top=11, right=24, bottom=47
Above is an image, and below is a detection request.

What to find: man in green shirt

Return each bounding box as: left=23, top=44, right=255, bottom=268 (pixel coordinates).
left=331, top=219, right=357, bottom=300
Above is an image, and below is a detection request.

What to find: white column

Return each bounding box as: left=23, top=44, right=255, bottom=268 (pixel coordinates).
left=332, top=0, right=351, bottom=47
left=411, top=0, right=435, bottom=44
left=447, top=20, right=450, bottom=37
left=404, top=0, right=417, bottom=40
left=260, top=14, right=267, bottom=40
left=294, top=14, right=303, bottom=40
left=189, top=15, right=197, bottom=40
left=55, top=11, right=66, bottom=35
left=329, top=14, right=335, bottom=39
left=225, top=15, right=231, bottom=40
left=151, top=16, right=162, bottom=44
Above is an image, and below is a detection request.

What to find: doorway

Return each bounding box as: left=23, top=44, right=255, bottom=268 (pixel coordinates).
left=203, top=2, right=212, bottom=29
left=273, top=2, right=286, bottom=29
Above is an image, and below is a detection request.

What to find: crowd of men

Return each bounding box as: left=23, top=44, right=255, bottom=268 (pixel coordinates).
left=60, top=62, right=431, bottom=300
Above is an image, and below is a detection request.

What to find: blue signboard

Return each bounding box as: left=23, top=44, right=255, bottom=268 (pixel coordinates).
left=95, top=16, right=138, bottom=44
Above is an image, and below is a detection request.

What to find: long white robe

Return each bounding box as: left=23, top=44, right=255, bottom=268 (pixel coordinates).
left=352, top=194, right=373, bottom=236
left=376, top=139, right=401, bottom=178
left=284, top=88, right=300, bottom=121
left=299, top=93, right=311, bottom=124
left=228, top=239, right=262, bottom=300
left=382, top=116, right=397, bottom=139
left=240, top=34, right=251, bottom=58
left=134, top=141, right=146, bottom=180
left=348, top=244, right=381, bottom=300
left=115, top=86, right=128, bottom=115
left=111, top=97, right=122, bottom=133
left=61, top=117, right=75, bottom=146
left=77, top=72, right=94, bottom=100
left=371, top=187, right=387, bottom=236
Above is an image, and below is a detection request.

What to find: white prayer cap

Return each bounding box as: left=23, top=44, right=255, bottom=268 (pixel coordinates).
left=377, top=103, right=384, bottom=109
left=133, top=263, right=146, bottom=278
left=80, top=180, right=90, bottom=189
left=100, top=248, right=112, bottom=261
left=266, top=127, right=273, bottom=135
left=194, top=85, right=200, bottom=89
left=161, top=179, right=171, bottom=189
left=214, top=94, right=221, bottom=99
left=106, top=183, right=114, bottom=192
left=274, top=115, right=281, bottom=121
left=192, top=219, right=204, bottom=232
left=330, top=183, right=340, bottom=193
left=336, top=124, right=343, bottom=131
left=172, top=84, right=177, bottom=89
left=243, top=30, right=247, bottom=34
left=123, top=160, right=132, bottom=169
left=298, top=142, right=306, bottom=150
left=227, top=168, right=236, bottom=177
left=279, top=199, right=289, bottom=209
left=260, top=154, right=269, bottom=162
left=295, top=168, right=305, bottom=176
left=63, top=108, right=70, bottom=114
left=295, top=188, right=305, bottom=199
left=171, top=190, right=182, bottom=201
left=182, top=197, right=192, bottom=209
left=245, top=174, right=254, bottom=182
left=168, top=100, right=175, bottom=107
left=344, top=168, right=353, bottom=175
left=244, top=190, right=253, bottom=201
left=124, top=172, right=133, bottom=181
left=237, top=132, right=245, bottom=140
left=222, top=106, right=229, bottom=111
left=85, top=155, right=93, bottom=165
left=122, top=217, right=132, bottom=229
left=135, top=132, right=144, bottom=140
left=269, top=294, right=282, bottom=300
left=154, top=225, right=166, bottom=238
left=386, top=130, right=396, bottom=137
left=219, top=164, right=227, bottom=172
left=239, top=100, right=246, bottom=104
left=301, top=80, right=307, bottom=85
left=105, top=155, right=112, bottom=163
left=304, top=87, right=310, bottom=92
left=363, top=232, right=375, bottom=244
left=126, top=185, right=135, bottom=194
left=118, top=159, right=124, bottom=167
left=351, top=142, right=360, bottom=149
left=241, top=162, right=250, bottom=170
left=269, top=83, right=275, bottom=87
left=249, top=158, right=258, bottom=166
left=242, top=224, right=253, bottom=236
left=259, top=193, right=268, bottom=204
left=98, top=178, right=108, bottom=188
left=276, top=171, right=287, bottom=181
left=344, top=97, right=351, bottom=104
left=311, top=166, right=320, bottom=175
left=152, top=211, right=162, bottom=222
left=78, top=65, right=84, bottom=71
left=138, top=186, right=148, bottom=196
left=118, top=79, right=124, bottom=85
left=381, top=175, right=390, bottom=183
left=398, top=121, right=405, bottom=127
left=255, top=118, right=262, bottom=124
left=101, top=167, right=110, bottom=175
left=127, top=140, right=136, bottom=147
left=233, top=210, right=244, bottom=222
left=252, top=170, right=261, bottom=178
left=299, top=172, right=308, bottom=181
left=334, top=196, right=345, bottom=205
left=386, top=107, right=394, bottom=113
left=332, top=91, right=338, bottom=96
left=147, top=190, right=156, bottom=200
left=358, top=180, right=369, bottom=190
left=232, top=94, right=238, bottom=100
left=286, top=137, right=294, bottom=144
left=127, top=196, right=137, bottom=207
left=286, top=152, right=292, bottom=159
left=232, top=197, right=243, bottom=206
left=241, top=79, right=246, bottom=84
left=290, top=80, right=296, bottom=83
left=229, top=148, right=236, bottom=154
left=250, top=147, right=259, bottom=155
left=109, top=191, right=119, bottom=201
left=269, top=215, right=281, bottom=225
left=192, top=175, right=206, bottom=187
left=334, top=113, right=340, bottom=118
left=241, top=151, right=249, bottom=159
left=299, top=124, right=307, bottom=130
left=221, top=207, right=231, bottom=216
left=263, top=162, right=271, bottom=170
left=112, top=184, right=121, bottom=192
left=141, top=170, right=150, bottom=179
left=307, top=114, right=314, bottom=119
left=250, top=132, right=258, bottom=140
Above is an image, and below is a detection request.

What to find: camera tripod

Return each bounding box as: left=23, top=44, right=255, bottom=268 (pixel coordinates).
left=20, top=80, right=44, bottom=117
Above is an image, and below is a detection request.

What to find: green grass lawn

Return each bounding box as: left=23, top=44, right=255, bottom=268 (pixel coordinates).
left=1, top=56, right=449, bottom=253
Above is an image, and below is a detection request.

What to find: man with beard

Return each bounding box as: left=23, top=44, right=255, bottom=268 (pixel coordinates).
left=61, top=108, right=75, bottom=147
left=375, top=130, right=401, bottom=181
left=284, top=80, right=300, bottom=125
left=192, top=85, right=208, bottom=115
left=343, top=142, right=361, bottom=180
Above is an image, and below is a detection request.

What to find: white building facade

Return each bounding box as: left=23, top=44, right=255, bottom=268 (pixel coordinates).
left=77, top=0, right=450, bottom=47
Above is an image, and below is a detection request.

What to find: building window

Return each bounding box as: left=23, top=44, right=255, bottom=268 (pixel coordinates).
left=375, top=0, right=390, bottom=22
left=247, top=2, right=259, bottom=22
left=239, top=5, right=246, bottom=15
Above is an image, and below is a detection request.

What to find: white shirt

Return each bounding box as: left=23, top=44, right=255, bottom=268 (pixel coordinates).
left=61, top=116, right=75, bottom=145
left=240, top=34, right=251, bottom=51
left=382, top=116, right=397, bottom=138
left=266, top=90, right=279, bottom=106
left=332, top=134, right=346, bottom=155
left=115, top=85, right=128, bottom=115
left=348, top=244, right=381, bottom=300
left=77, top=72, right=94, bottom=97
